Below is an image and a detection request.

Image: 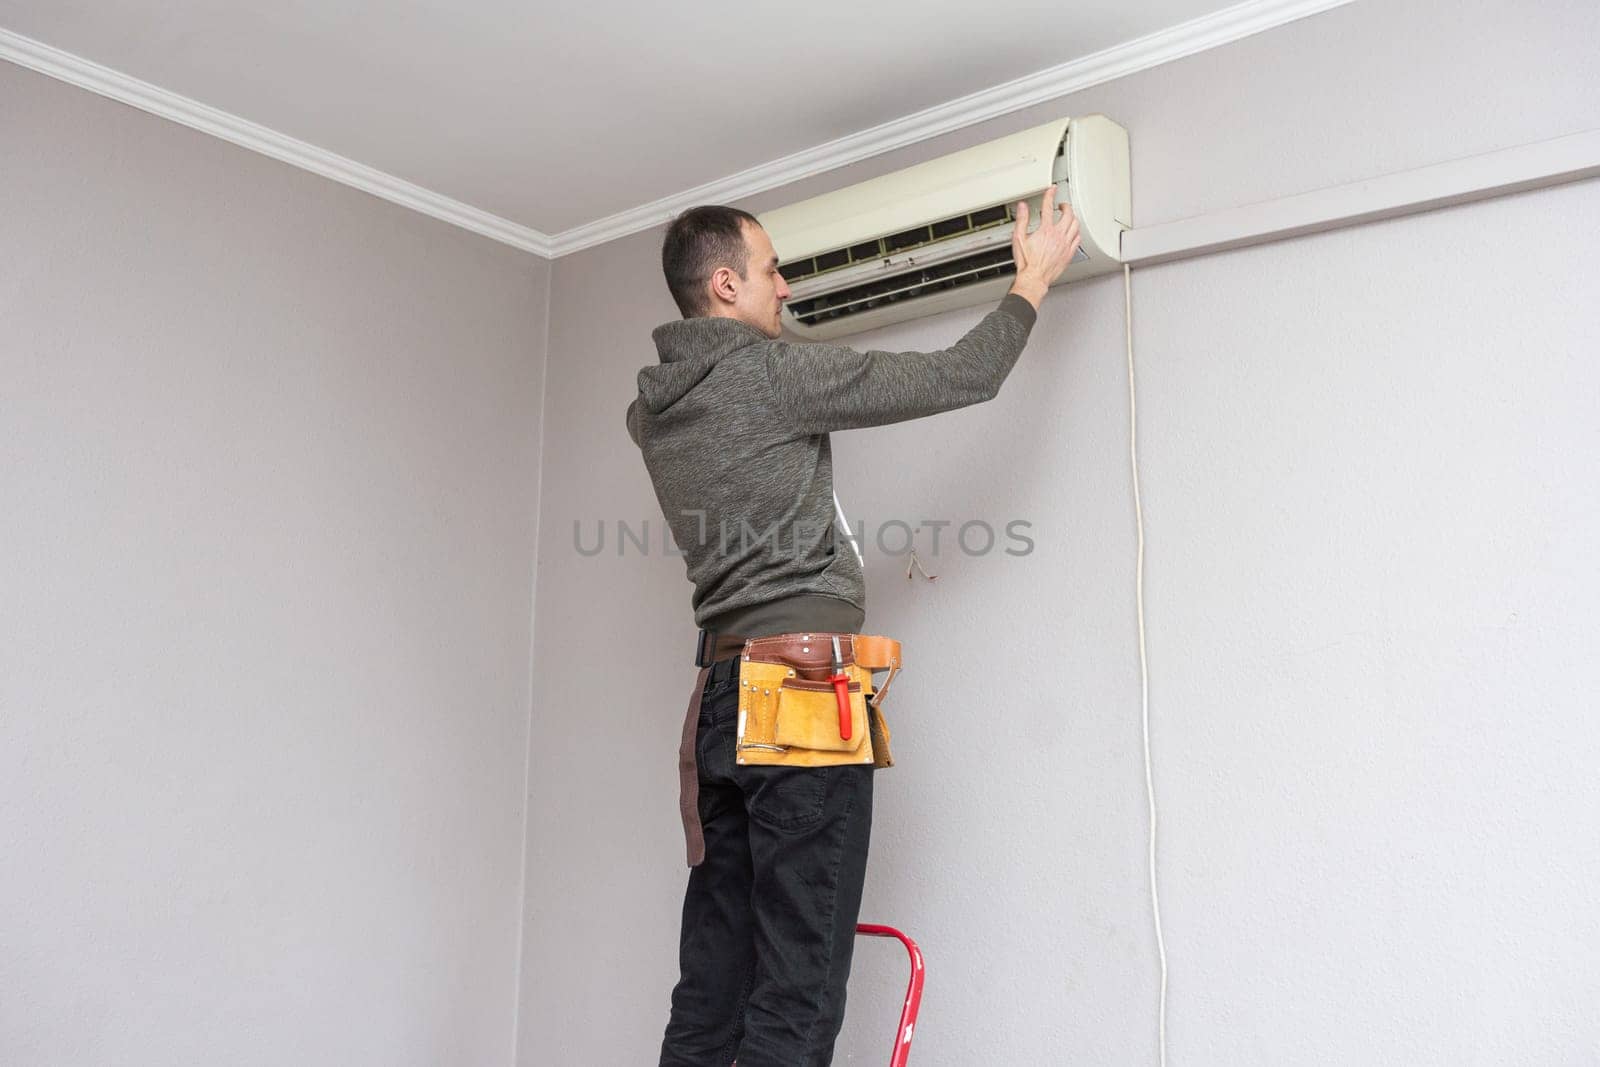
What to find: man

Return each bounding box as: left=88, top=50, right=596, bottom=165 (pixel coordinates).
left=628, top=187, right=1081, bottom=1066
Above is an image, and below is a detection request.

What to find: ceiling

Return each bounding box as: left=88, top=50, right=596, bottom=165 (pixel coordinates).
left=0, top=0, right=1338, bottom=254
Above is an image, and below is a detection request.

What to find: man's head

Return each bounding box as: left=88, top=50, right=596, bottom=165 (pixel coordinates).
left=661, top=205, right=791, bottom=338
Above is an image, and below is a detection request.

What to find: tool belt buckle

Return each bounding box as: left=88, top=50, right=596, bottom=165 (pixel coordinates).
left=694, top=628, right=718, bottom=669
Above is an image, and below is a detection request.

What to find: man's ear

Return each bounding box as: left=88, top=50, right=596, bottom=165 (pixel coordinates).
left=710, top=266, right=738, bottom=305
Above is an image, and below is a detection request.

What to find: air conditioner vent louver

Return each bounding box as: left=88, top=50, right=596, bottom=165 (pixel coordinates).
left=789, top=246, right=1020, bottom=327
left=780, top=202, right=1017, bottom=286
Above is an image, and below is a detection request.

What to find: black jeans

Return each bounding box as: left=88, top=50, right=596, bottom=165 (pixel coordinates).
left=659, top=654, right=875, bottom=1067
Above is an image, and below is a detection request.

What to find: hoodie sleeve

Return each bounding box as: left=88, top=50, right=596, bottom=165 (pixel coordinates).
left=762, top=293, right=1037, bottom=435
left=625, top=397, right=640, bottom=446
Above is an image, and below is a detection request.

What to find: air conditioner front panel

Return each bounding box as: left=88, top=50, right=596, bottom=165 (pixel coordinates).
left=757, top=118, right=1070, bottom=264
left=762, top=114, right=1130, bottom=341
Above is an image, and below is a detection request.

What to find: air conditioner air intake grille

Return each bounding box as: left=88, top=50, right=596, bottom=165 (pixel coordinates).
left=780, top=202, right=1015, bottom=285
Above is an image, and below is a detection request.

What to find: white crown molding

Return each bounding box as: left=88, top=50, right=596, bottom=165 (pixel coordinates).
left=0, top=26, right=556, bottom=258
left=545, top=0, right=1354, bottom=257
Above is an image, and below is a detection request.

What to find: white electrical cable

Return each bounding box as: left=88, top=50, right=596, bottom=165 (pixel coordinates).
left=1125, top=261, right=1168, bottom=1066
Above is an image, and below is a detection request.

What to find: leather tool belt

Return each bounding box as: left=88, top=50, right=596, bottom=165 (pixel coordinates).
left=731, top=631, right=901, bottom=769
left=678, top=628, right=902, bottom=866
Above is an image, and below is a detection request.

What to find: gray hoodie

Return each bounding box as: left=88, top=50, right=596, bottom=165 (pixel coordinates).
left=627, top=293, right=1038, bottom=638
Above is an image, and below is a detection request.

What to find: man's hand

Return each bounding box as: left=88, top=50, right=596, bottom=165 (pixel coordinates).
left=1008, top=184, right=1082, bottom=310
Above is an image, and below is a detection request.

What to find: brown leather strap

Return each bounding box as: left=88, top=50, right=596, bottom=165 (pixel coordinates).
left=678, top=664, right=710, bottom=867
left=679, top=632, right=752, bottom=867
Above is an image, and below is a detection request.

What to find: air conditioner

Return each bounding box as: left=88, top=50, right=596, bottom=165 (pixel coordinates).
left=757, top=115, right=1130, bottom=340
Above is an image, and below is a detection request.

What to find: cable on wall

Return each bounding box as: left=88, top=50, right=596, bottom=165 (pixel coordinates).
left=1124, top=260, right=1169, bottom=1066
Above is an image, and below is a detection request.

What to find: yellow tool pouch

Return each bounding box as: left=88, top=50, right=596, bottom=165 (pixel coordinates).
left=736, top=632, right=900, bottom=769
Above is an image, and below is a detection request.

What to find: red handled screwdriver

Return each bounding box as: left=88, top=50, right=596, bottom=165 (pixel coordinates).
left=830, top=636, right=852, bottom=741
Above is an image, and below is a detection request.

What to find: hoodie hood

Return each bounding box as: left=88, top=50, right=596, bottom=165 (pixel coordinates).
left=637, top=315, right=770, bottom=415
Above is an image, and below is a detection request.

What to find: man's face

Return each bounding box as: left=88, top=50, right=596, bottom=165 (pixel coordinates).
left=727, top=221, right=791, bottom=338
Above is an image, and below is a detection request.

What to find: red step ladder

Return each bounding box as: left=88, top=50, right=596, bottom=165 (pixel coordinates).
left=855, top=923, right=925, bottom=1066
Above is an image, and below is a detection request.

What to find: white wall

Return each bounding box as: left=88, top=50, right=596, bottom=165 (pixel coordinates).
left=1, top=61, right=551, bottom=1066
left=518, top=1, right=1600, bottom=1064
left=1139, top=175, right=1598, bottom=1066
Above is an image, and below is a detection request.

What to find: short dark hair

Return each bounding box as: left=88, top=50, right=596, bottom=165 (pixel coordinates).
left=661, top=205, right=761, bottom=318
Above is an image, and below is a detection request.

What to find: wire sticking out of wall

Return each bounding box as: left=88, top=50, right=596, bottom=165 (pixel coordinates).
left=1125, top=261, right=1169, bottom=1066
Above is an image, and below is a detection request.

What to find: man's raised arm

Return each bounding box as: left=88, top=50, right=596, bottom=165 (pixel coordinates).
left=762, top=294, right=1037, bottom=434
left=763, top=187, right=1083, bottom=435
